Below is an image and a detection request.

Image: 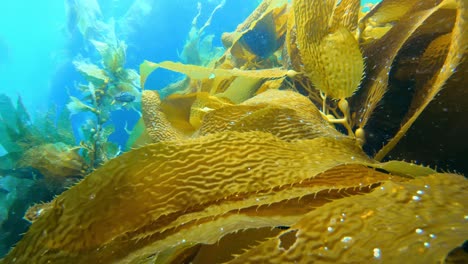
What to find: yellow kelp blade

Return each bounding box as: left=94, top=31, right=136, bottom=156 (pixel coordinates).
left=199, top=90, right=345, bottom=141
left=220, top=0, right=287, bottom=62
left=140, top=60, right=289, bottom=90
left=331, top=0, right=360, bottom=33
left=294, top=0, right=364, bottom=99
left=141, top=90, right=183, bottom=142
left=228, top=173, right=468, bottom=263
left=374, top=0, right=466, bottom=160
left=2, top=130, right=391, bottom=263
left=135, top=164, right=403, bottom=263
left=354, top=0, right=459, bottom=129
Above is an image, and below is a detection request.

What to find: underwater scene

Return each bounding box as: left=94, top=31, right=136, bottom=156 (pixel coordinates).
left=0, top=0, right=467, bottom=262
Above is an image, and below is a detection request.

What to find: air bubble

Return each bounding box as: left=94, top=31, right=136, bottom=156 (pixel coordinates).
left=327, top=227, right=334, bottom=232
left=416, top=190, right=424, bottom=195
left=373, top=248, right=381, bottom=259
left=412, top=195, right=421, bottom=201
left=341, top=236, right=353, bottom=243
left=415, top=228, right=424, bottom=234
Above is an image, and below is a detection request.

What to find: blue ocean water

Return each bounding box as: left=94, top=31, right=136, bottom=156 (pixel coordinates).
left=0, top=0, right=385, bottom=258
left=0, top=0, right=380, bottom=147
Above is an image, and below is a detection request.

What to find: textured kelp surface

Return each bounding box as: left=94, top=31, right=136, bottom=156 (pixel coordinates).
left=2, top=0, right=467, bottom=263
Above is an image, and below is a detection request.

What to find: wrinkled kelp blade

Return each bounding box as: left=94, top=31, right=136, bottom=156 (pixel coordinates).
left=294, top=0, right=364, bottom=99
left=2, top=130, right=395, bottom=263
left=228, top=173, right=468, bottom=263
left=374, top=0, right=467, bottom=160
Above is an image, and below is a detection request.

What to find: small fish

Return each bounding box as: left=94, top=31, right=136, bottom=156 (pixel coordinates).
left=114, top=92, right=136, bottom=103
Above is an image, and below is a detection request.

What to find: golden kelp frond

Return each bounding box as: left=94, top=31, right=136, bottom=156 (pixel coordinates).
left=228, top=173, right=468, bottom=263
left=283, top=6, right=302, bottom=70
left=294, top=0, right=364, bottom=99
left=221, top=0, right=287, bottom=48
left=217, top=0, right=288, bottom=70
left=141, top=90, right=183, bottom=142
left=199, top=90, right=345, bottom=141
left=353, top=0, right=459, bottom=129
left=331, top=0, right=360, bottom=33
left=374, top=0, right=467, bottom=160
left=2, top=130, right=392, bottom=263
left=369, top=160, right=437, bottom=178
left=158, top=92, right=231, bottom=133
left=214, top=77, right=262, bottom=103
left=359, top=0, right=419, bottom=27
left=141, top=61, right=289, bottom=84
left=140, top=60, right=291, bottom=98
left=17, top=142, right=84, bottom=180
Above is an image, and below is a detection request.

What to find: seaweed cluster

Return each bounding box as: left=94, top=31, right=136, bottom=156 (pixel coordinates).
left=1, top=0, right=467, bottom=263
left=0, top=95, right=82, bottom=256
left=0, top=94, right=82, bottom=188
left=69, top=24, right=141, bottom=171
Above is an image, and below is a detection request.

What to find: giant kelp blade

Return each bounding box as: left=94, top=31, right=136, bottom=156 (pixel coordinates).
left=360, top=0, right=417, bottom=26
left=331, top=0, right=360, bottom=33
left=374, top=0, right=467, bottom=160
left=384, top=37, right=468, bottom=173
left=199, top=90, right=345, bottom=141
left=220, top=0, right=287, bottom=65
left=141, top=61, right=288, bottom=81
left=2, top=129, right=403, bottom=263
left=141, top=90, right=184, bottom=142
left=228, top=173, right=468, bottom=263
left=353, top=0, right=455, bottom=129
left=294, top=0, right=364, bottom=99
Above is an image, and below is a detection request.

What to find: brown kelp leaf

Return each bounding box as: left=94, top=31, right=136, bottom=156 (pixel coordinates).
left=220, top=0, right=288, bottom=65
left=141, top=61, right=289, bottom=83
left=228, top=173, right=468, bottom=263
left=374, top=0, right=467, bottom=160
left=384, top=42, right=468, bottom=173
left=17, top=142, right=84, bottom=179
left=141, top=90, right=183, bottom=142
left=140, top=60, right=291, bottom=100
left=200, top=90, right=345, bottom=141
left=283, top=6, right=302, bottom=70
left=359, top=0, right=420, bottom=27
left=159, top=92, right=231, bottom=133
left=133, top=164, right=404, bottom=263
left=369, top=160, right=437, bottom=178
left=2, top=131, right=381, bottom=263
left=354, top=0, right=459, bottom=129
left=214, top=76, right=262, bottom=103
left=221, top=0, right=280, bottom=47
left=294, top=0, right=364, bottom=99
left=189, top=93, right=232, bottom=129
left=331, top=0, right=360, bottom=33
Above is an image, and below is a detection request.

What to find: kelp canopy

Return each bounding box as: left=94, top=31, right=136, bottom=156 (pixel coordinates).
left=2, top=0, right=467, bottom=263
